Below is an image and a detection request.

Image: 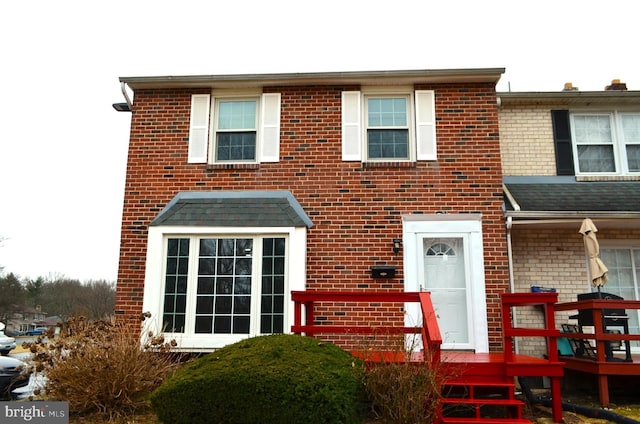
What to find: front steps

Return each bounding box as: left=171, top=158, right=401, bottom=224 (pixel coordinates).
left=439, top=381, right=532, bottom=424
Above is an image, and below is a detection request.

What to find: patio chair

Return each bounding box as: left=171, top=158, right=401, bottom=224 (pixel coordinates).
left=561, top=323, right=596, bottom=360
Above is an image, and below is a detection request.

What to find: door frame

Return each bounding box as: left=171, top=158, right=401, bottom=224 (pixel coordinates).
left=402, top=214, right=489, bottom=352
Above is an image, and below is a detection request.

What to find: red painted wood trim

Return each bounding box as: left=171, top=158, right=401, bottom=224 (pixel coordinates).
left=290, top=290, right=442, bottom=365
left=291, top=290, right=421, bottom=303
left=290, top=325, right=420, bottom=335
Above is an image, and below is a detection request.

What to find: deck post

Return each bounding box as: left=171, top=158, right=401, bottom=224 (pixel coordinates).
left=551, top=377, right=563, bottom=423
left=597, top=375, right=610, bottom=406
left=293, top=298, right=302, bottom=334
left=500, top=292, right=564, bottom=423
left=305, top=301, right=314, bottom=337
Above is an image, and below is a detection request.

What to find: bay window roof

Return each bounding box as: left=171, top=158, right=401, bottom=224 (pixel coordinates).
left=150, top=191, right=313, bottom=228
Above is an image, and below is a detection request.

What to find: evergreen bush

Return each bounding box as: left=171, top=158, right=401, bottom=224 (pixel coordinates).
left=150, top=334, right=365, bottom=424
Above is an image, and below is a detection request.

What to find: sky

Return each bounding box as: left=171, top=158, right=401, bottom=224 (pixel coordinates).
left=0, top=0, right=638, bottom=282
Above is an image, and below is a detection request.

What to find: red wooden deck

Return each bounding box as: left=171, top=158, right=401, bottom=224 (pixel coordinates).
left=291, top=290, right=565, bottom=423
left=556, top=298, right=640, bottom=406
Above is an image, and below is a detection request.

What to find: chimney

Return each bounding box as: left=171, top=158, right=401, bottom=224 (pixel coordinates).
left=605, top=79, right=627, bottom=91
left=563, top=82, right=579, bottom=91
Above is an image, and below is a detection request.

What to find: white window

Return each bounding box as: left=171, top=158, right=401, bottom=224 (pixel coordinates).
left=143, top=226, right=307, bottom=351
left=215, top=100, right=258, bottom=162
left=163, top=236, right=285, bottom=335
left=571, top=112, right=640, bottom=175
left=342, top=89, right=436, bottom=162
left=600, top=246, right=640, bottom=349
left=188, top=93, right=281, bottom=164
left=366, top=96, right=411, bottom=159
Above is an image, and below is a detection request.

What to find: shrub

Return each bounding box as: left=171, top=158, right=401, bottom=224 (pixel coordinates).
left=364, top=362, right=443, bottom=423
left=358, top=333, right=446, bottom=424
left=150, top=334, right=365, bottom=424
left=25, top=315, right=180, bottom=420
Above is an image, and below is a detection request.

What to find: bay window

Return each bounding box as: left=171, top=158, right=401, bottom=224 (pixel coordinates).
left=161, top=236, right=287, bottom=339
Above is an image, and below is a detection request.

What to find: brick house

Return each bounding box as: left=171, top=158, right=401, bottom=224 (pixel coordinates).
left=499, top=81, right=640, bottom=356
left=114, top=68, right=509, bottom=352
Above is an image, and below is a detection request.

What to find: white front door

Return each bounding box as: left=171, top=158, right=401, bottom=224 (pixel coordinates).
left=420, top=236, right=470, bottom=347
left=403, top=215, right=488, bottom=352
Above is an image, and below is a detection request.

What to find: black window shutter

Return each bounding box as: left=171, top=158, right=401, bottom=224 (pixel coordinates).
left=551, top=110, right=575, bottom=176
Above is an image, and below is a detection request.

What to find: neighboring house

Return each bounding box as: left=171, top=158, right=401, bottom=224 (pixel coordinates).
left=5, top=306, right=47, bottom=334
left=114, top=68, right=510, bottom=353
left=499, top=80, right=640, bottom=356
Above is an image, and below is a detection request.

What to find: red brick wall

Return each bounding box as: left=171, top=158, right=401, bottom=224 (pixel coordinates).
left=116, top=82, right=509, bottom=351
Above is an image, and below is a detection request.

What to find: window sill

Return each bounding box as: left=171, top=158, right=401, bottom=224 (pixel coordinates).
left=206, top=163, right=261, bottom=171
left=576, top=175, right=640, bottom=182
left=362, top=161, right=417, bottom=169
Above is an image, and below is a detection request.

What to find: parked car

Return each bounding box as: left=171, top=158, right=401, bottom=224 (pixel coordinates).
left=0, top=356, right=30, bottom=400
left=25, top=327, right=48, bottom=336
left=0, top=323, right=17, bottom=356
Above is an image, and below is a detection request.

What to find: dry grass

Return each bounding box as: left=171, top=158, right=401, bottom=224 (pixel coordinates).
left=356, top=332, right=448, bottom=424
left=24, top=315, right=182, bottom=422
left=69, top=410, right=160, bottom=424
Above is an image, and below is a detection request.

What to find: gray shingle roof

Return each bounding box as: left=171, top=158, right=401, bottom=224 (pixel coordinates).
left=150, top=191, right=313, bottom=228
left=504, top=177, right=640, bottom=212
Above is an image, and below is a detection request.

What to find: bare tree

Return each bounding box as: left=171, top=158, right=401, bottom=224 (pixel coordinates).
left=36, top=278, right=116, bottom=321
left=82, top=280, right=116, bottom=319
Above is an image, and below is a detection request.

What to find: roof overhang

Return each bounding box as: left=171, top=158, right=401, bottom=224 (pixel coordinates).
left=119, top=68, right=505, bottom=90
left=498, top=90, right=640, bottom=107
left=503, top=176, right=640, bottom=230
left=505, top=213, right=640, bottom=230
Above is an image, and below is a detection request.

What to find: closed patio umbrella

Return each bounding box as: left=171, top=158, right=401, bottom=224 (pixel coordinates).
left=579, top=218, right=608, bottom=292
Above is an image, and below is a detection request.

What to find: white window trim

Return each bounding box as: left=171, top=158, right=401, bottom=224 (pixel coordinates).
left=211, top=95, right=260, bottom=163
left=142, top=225, right=307, bottom=352
left=363, top=92, right=415, bottom=161
left=571, top=111, right=640, bottom=176
left=188, top=92, right=281, bottom=164
left=341, top=88, right=436, bottom=162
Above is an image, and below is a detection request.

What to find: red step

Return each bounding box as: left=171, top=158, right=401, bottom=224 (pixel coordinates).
left=437, top=380, right=532, bottom=424
left=440, top=418, right=532, bottom=424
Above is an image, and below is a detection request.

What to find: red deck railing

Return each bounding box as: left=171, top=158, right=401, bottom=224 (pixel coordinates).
left=290, top=290, right=443, bottom=364
left=556, top=298, right=640, bottom=405
left=292, top=291, right=565, bottom=423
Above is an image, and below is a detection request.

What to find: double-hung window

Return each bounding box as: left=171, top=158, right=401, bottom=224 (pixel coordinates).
left=215, top=100, right=258, bottom=162
left=571, top=112, right=640, bottom=175
left=366, top=96, right=411, bottom=160
left=342, top=89, right=436, bottom=162
left=188, top=92, right=281, bottom=164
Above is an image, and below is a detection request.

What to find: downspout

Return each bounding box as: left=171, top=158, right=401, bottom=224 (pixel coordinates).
left=504, top=184, right=521, bottom=352
left=120, top=82, right=133, bottom=110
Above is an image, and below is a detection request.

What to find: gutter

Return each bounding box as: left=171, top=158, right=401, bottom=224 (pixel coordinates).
left=505, top=211, right=640, bottom=220
left=118, top=67, right=506, bottom=90
left=503, top=184, right=520, bottom=213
